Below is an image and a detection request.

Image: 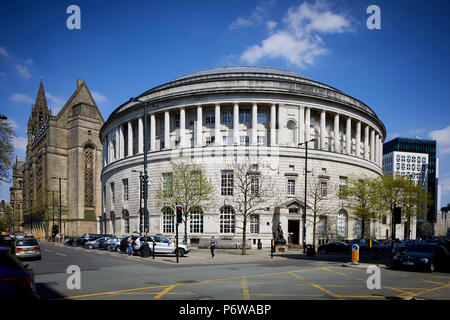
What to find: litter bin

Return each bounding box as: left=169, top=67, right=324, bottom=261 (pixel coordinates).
left=306, top=245, right=316, bottom=256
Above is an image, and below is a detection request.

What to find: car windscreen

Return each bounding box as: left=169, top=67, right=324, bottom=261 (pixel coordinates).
left=407, top=245, right=436, bottom=253
left=15, top=239, right=39, bottom=246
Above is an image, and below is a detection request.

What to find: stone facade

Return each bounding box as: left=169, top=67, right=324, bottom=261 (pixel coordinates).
left=22, top=79, right=104, bottom=237
left=100, top=67, right=388, bottom=248
left=9, top=158, right=24, bottom=232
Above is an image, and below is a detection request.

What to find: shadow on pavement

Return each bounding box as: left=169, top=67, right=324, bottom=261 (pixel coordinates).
left=274, top=251, right=392, bottom=265
left=36, top=283, right=66, bottom=300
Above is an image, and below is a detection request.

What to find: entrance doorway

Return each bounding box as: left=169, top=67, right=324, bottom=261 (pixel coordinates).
left=288, top=220, right=300, bottom=244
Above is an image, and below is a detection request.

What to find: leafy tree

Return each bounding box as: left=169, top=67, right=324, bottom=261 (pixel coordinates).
left=0, top=115, right=15, bottom=184
left=156, top=153, right=215, bottom=243
left=400, top=178, right=429, bottom=239
left=229, top=161, right=279, bottom=255
left=338, top=176, right=380, bottom=238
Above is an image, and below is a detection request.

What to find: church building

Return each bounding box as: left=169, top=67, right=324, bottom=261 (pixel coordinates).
left=22, top=79, right=104, bottom=237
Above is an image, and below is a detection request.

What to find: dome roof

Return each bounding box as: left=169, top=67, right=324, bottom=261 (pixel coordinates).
left=172, top=66, right=311, bottom=81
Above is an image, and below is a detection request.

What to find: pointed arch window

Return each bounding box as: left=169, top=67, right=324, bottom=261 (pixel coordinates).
left=84, top=144, right=95, bottom=207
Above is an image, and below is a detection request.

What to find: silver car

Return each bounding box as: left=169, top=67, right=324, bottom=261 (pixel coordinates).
left=133, top=235, right=190, bottom=257
left=13, top=238, right=41, bottom=260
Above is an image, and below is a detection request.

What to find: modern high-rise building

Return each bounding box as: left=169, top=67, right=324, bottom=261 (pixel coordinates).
left=383, top=137, right=438, bottom=238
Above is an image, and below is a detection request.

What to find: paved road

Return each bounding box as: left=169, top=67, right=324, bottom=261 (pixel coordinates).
left=25, top=241, right=450, bottom=301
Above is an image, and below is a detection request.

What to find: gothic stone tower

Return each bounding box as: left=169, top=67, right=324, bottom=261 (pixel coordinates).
left=23, top=79, right=104, bottom=237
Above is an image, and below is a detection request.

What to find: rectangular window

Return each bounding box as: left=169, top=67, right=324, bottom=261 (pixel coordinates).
left=251, top=178, right=260, bottom=195
left=257, top=136, right=266, bottom=146
left=320, top=182, right=327, bottom=197
left=110, top=182, right=115, bottom=203
left=240, top=136, right=249, bottom=146
left=205, top=112, right=215, bottom=125
left=190, top=209, right=204, bottom=234
left=162, top=173, right=172, bottom=197
left=250, top=214, right=260, bottom=234
left=222, top=135, right=233, bottom=146
left=287, top=179, right=295, bottom=195
left=339, top=177, right=347, bottom=199
left=206, top=136, right=215, bottom=146
left=122, top=179, right=128, bottom=201
left=175, top=114, right=180, bottom=128
left=257, top=112, right=267, bottom=124
left=221, top=170, right=234, bottom=196
left=239, top=108, right=250, bottom=123
left=222, top=111, right=232, bottom=124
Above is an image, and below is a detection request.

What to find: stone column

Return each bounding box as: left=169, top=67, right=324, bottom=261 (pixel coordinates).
left=251, top=103, right=258, bottom=145
left=138, top=117, right=143, bottom=154
left=364, top=125, right=369, bottom=160
left=375, top=133, right=380, bottom=164
left=150, top=113, right=156, bottom=151
left=127, top=121, right=133, bottom=157
left=370, top=129, right=375, bottom=162
left=233, top=103, right=239, bottom=145
left=334, top=114, right=340, bottom=153
left=346, top=117, right=352, bottom=155
left=379, top=136, right=383, bottom=166
left=270, top=104, right=276, bottom=146
left=320, top=110, right=326, bottom=150
left=298, top=106, right=305, bottom=145
left=214, top=104, right=221, bottom=146
left=115, top=126, right=120, bottom=160
left=119, top=124, right=124, bottom=159
left=196, top=105, right=203, bottom=147
left=164, top=110, right=170, bottom=150
left=305, top=107, right=311, bottom=145
left=179, top=107, right=186, bottom=148
left=356, top=121, right=361, bottom=158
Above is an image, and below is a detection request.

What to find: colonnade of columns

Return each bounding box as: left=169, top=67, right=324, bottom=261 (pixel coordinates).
left=102, top=103, right=384, bottom=167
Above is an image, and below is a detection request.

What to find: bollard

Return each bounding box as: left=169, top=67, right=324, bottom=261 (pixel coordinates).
left=351, top=244, right=360, bottom=265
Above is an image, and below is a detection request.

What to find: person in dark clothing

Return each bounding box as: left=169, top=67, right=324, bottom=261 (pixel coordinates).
left=209, top=236, right=217, bottom=259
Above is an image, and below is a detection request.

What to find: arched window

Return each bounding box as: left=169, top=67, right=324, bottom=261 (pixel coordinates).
left=162, top=207, right=174, bottom=233
left=220, top=206, right=235, bottom=234
left=123, top=210, right=130, bottom=234
left=84, top=144, right=95, bottom=207
left=287, top=120, right=297, bottom=146
left=190, top=208, right=203, bottom=234
left=337, top=210, right=347, bottom=236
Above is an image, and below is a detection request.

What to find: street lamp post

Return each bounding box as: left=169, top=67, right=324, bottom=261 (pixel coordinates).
left=130, top=97, right=154, bottom=257
left=132, top=170, right=144, bottom=235
left=298, top=138, right=316, bottom=254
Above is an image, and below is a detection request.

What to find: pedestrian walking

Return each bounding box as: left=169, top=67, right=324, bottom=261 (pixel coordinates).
left=209, top=236, right=217, bottom=259
left=55, top=233, right=61, bottom=243
left=127, top=236, right=134, bottom=256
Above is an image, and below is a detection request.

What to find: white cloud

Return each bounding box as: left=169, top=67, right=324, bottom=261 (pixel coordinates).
left=9, top=93, right=33, bottom=104
left=91, top=90, right=107, bottom=104
left=239, top=0, right=353, bottom=68
left=0, top=47, right=9, bottom=57
left=230, top=17, right=255, bottom=29
left=229, top=0, right=273, bottom=30
left=13, top=136, right=27, bottom=154
left=429, top=125, right=450, bottom=155
left=15, top=64, right=31, bottom=79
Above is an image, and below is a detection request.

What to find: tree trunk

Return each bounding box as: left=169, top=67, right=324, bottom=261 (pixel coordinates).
left=361, top=218, right=365, bottom=239
left=242, top=216, right=247, bottom=255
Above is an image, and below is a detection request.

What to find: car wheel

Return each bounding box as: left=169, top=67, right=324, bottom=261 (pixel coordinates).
left=88, top=244, right=94, bottom=249
left=427, top=262, right=435, bottom=273
left=176, top=248, right=185, bottom=257
left=116, top=246, right=121, bottom=252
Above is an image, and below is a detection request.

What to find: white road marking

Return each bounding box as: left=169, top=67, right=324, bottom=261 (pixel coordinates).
left=55, top=252, right=66, bottom=257
left=44, top=249, right=53, bottom=253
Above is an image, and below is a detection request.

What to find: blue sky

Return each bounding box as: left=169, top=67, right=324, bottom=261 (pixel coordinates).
left=0, top=0, right=449, bottom=206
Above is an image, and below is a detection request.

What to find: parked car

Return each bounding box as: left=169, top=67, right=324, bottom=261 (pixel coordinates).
left=12, top=238, right=41, bottom=260
left=0, top=247, right=39, bottom=300
left=380, top=239, right=406, bottom=253
left=350, top=239, right=384, bottom=253
left=0, top=235, right=15, bottom=253
left=84, top=237, right=110, bottom=249
left=318, top=241, right=350, bottom=254
left=135, top=235, right=190, bottom=257
left=392, top=243, right=450, bottom=272
left=101, top=237, right=122, bottom=250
